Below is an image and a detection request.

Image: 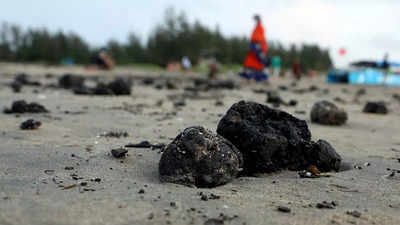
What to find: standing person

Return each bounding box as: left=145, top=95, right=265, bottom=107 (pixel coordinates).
left=239, top=14, right=269, bottom=82
left=382, top=53, right=389, bottom=70
left=95, top=49, right=115, bottom=70
left=181, top=56, right=192, bottom=72
left=292, top=59, right=301, bottom=80
left=382, top=53, right=390, bottom=85
left=208, top=58, right=218, bottom=79
left=271, top=56, right=281, bottom=77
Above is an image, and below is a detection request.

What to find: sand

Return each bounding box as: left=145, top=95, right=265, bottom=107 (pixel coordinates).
left=0, top=62, right=400, bottom=225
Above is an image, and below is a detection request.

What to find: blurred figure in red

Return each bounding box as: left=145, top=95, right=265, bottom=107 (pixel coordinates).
left=292, top=59, right=301, bottom=80
left=208, top=58, right=218, bottom=79
left=239, top=14, right=269, bottom=82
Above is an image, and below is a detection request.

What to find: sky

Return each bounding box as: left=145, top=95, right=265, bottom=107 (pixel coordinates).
left=1, top=0, right=400, bottom=67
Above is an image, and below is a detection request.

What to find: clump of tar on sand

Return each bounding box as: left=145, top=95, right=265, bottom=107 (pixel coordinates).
left=363, top=101, right=388, bottom=114
left=217, top=101, right=342, bottom=175
left=20, top=119, right=41, bottom=130
left=4, top=100, right=49, bottom=114
left=159, top=126, right=243, bottom=188
left=58, top=73, right=85, bottom=89
left=159, top=101, right=342, bottom=188
left=74, top=77, right=132, bottom=96
left=310, top=100, right=348, bottom=125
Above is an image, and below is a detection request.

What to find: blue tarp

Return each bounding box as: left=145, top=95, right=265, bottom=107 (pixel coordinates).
left=349, top=69, right=384, bottom=85
left=328, top=59, right=400, bottom=86
left=327, top=70, right=348, bottom=83
left=328, top=68, right=400, bottom=86
left=349, top=69, right=400, bottom=86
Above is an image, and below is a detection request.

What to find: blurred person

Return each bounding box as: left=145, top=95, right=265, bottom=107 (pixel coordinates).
left=239, top=14, right=269, bottom=83
left=382, top=53, right=389, bottom=71
left=271, top=56, right=281, bottom=77
left=208, top=58, right=218, bottom=79
left=166, top=61, right=181, bottom=71
left=95, top=49, right=115, bottom=70
left=382, top=53, right=390, bottom=85
left=292, top=59, right=301, bottom=80
left=181, top=56, right=192, bottom=72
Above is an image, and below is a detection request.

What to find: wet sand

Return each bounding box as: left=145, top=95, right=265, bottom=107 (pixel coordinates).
left=1, top=63, right=400, bottom=225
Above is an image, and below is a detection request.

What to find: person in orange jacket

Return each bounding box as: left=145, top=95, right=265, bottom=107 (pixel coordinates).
left=239, top=14, right=270, bottom=82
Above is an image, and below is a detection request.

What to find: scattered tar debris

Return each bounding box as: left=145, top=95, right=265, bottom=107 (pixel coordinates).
left=355, top=88, right=366, bottom=97
left=311, top=100, right=347, bottom=125
left=142, top=77, right=155, bottom=85
left=309, top=85, right=319, bottom=92
left=393, top=93, right=400, bottom=102
left=59, top=74, right=85, bottom=89
left=316, top=201, right=337, bottom=209
left=266, top=90, right=283, bottom=106
left=99, top=131, right=129, bottom=138
left=10, top=81, right=22, bottom=93
left=198, top=192, right=220, bottom=201
left=287, top=99, right=297, bottom=106
left=277, top=206, right=291, bottom=213
left=174, top=99, right=186, bottom=107
left=125, top=141, right=152, bottom=148
left=125, top=141, right=165, bottom=151
left=204, top=218, right=224, bottom=225
left=278, top=85, right=288, bottom=91
left=204, top=213, right=239, bottom=225
left=265, top=90, right=297, bottom=107
left=4, top=100, right=49, bottom=114
left=20, top=119, right=41, bottom=130
left=354, top=165, right=363, bottom=170
left=111, top=147, right=128, bottom=158
left=74, top=78, right=132, bottom=96
left=363, top=101, right=388, bottom=114
left=13, top=73, right=41, bottom=86
left=333, top=97, right=347, bottom=104
left=215, top=100, right=224, bottom=106
left=346, top=210, right=361, bottom=218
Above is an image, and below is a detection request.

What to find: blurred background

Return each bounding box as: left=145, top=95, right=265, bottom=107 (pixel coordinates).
left=0, top=0, right=399, bottom=72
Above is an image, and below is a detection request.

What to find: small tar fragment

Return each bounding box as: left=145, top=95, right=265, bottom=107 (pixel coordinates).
left=20, top=119, right=41, bottom=130
left=277, top=206, right=291, bottom=213
left=316, top=201, right=336, bottom=209
left=111, top=147, right=128, bottom=158
left=346, top=210, right=361, bottom=218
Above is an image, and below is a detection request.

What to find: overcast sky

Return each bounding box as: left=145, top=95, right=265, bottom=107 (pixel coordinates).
left=1, top=0, right=399, bottom=67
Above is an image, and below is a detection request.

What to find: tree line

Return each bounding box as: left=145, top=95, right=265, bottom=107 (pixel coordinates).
left=0, top=8, right=332, bottom=71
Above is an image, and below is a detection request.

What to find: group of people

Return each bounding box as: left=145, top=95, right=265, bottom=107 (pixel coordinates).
left=92, top=14, right=299, bottom=80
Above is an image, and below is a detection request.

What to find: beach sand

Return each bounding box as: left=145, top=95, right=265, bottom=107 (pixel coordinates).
left=1, top=63, right=400, bottom=225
